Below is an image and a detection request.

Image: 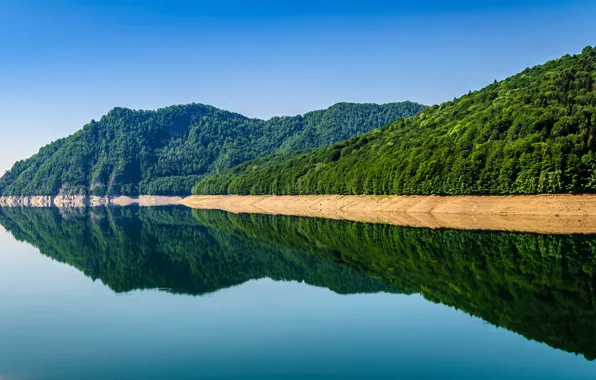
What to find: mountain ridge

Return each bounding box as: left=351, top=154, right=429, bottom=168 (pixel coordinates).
left=193, top=46, right=596, bottom=196
left=0, top=101, right=425, bottom=196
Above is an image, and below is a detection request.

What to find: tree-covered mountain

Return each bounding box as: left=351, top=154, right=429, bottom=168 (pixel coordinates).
left=194, top=46, right=596, bottom=195
left=0, top=102, right=425, bottom=196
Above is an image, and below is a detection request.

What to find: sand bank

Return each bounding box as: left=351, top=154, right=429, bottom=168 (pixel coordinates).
left=110, top=195, right=183, bottom=207
left=181, top=194, right=596, bottom=234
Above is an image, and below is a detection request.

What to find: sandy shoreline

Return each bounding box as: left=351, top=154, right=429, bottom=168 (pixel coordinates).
left=110, top=195, right=183, bottom=207
left=181, top=194, right=596, bottom=234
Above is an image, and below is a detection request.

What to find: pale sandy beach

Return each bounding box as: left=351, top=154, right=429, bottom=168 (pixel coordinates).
left=181, top=194, right=596, bottom=234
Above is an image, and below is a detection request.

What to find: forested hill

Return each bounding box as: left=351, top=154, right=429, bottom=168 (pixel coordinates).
left=0, top=102, right=425, bottom=196
left=194, top=46, right=596, bottom=196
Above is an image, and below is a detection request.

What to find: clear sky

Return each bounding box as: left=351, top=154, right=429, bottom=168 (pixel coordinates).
left=0, top=0, right=595, bottom=174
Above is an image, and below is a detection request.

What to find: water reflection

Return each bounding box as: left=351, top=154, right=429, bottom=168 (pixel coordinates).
left=0, top=206, right=595, bottom=363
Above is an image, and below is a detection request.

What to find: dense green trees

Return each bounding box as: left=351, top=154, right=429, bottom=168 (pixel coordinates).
left=0, top=102, right=424, bottom=196
left=194, top=46, right=596, bottom=195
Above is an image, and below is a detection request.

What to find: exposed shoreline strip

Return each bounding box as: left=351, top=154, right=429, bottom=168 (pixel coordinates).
left=181, top=194, right=596, bottom=234
left=0, top=195, right=182, bottom=208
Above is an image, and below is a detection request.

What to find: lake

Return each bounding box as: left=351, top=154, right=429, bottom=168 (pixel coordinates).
left=0, top=206, right=594, bottom=379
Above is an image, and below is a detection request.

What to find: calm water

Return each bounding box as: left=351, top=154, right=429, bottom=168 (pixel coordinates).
left=0, top=207, right=595, bottom=379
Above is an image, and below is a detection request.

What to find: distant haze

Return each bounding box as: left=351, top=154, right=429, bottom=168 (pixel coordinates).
left=0, top=0, right=595, bottom=174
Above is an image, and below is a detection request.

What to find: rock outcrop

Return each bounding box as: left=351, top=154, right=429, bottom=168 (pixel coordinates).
left=0, top=196, right=53, bottom=207
left=0, top=195, right=181, bottom=208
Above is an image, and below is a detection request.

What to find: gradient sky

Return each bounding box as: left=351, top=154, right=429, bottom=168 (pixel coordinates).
left=0, top=0, right=595, bottom=174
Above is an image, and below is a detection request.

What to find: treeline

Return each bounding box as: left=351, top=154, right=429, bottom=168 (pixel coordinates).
left=0, top=102, right=425, bottom=196
left=194, top=46, right=596, bottom=195
left=193, top=210, right=596, bottom=360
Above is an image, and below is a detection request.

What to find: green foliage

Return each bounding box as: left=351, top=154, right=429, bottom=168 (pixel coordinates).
left=194, top=46, right=596, bottom=195
left=0, top=102, right=425, bottom=196
left=193, top=210, right=596, bottom=361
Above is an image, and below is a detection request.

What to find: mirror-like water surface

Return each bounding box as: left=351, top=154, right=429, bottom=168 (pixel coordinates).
left=0, top=206, right=595, bottom=379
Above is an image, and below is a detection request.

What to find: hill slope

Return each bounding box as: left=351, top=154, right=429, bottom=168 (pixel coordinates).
left=194, top=46, right=596, bottom=196
left=0, top=102, right=425, bottom=196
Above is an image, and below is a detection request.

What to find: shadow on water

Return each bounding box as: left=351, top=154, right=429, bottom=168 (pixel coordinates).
left=0, top=206, right=595, bottom=361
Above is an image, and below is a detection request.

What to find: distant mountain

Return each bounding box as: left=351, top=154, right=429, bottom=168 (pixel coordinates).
left=194, top=46, right=596, bottom=195
left=0, top=102, right=425, bottom=196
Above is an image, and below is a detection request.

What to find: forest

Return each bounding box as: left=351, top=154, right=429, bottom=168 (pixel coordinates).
left=194, top=46, right=596, bottom=195
left=0, top=102, right=424, bottom=196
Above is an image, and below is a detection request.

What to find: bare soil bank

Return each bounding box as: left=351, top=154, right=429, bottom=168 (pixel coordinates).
left=110, top=196, right=183, bottom=207
left=181, top=194, right=596, bottom=234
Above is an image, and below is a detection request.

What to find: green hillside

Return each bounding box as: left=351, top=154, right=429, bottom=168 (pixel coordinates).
left=194, top=46, right=596, bottom=195
left=0, top=102, right=424, bottom=196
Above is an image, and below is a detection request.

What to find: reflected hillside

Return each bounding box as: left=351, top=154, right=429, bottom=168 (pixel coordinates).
left=193, top=210, right=596, bottom=361
left=0, top=207, right=392, bottom=296
left=2, top=206, right=596, bottom=360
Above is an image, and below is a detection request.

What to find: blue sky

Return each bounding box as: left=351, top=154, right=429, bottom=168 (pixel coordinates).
left=0, top=0, right=595, bottom=173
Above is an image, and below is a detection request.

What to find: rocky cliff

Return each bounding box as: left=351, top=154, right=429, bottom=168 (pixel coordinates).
left=0, top=195, right=181, bottom=208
